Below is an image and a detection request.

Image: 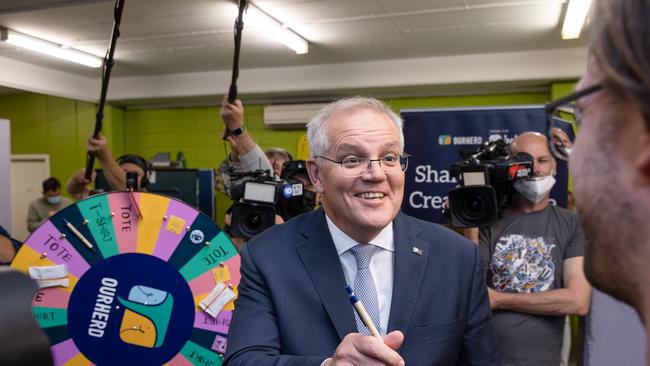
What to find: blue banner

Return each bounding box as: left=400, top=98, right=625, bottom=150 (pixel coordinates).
left=401, top=106, right=569, bottom=224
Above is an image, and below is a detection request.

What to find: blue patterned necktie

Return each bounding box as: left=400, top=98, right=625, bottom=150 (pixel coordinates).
left=349, top=244, right=381, bottom=335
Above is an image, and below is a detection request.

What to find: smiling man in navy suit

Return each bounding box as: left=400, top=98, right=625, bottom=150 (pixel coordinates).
left=225, top=97, right=498, bottom=366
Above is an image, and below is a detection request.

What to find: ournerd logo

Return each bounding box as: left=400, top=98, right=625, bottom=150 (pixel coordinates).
left=438, top=135, right=452, bottom=145
left=117, top=285, right=174, bottom=348
left=438, top=135, right=483, bottom=145
left=88, top=277, right=118, bottom=337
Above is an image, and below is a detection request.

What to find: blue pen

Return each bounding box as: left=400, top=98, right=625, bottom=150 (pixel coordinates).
left=346, top=285, right=381, bottom=339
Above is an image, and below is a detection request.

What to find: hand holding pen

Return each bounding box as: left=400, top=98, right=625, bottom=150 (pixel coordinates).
left=323, top=332, right=405, bottom=366
left=319, top=286, right=405, bottom=366
left=346, top=285, right=382, bottom=339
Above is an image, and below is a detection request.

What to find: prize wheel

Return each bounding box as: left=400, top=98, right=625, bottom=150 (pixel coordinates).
left=11, top=192, right=240, bottom=366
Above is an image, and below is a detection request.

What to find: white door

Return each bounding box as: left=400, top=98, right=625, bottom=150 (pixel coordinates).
left=11, top=155, right=49, bottom=242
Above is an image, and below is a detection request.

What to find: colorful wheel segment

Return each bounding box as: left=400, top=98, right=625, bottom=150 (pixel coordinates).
left=11, top=192, right=240, bottom=366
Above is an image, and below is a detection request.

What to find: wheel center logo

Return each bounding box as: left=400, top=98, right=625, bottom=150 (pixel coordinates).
left=118, top=285, right=174, bottom=348
left=68, top=253, right=194, bottom=365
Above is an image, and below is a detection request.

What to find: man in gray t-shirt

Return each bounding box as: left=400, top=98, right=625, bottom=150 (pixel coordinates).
left=476, top=132, right=591, bottom=366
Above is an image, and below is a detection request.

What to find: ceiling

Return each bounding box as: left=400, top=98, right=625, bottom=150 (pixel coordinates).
left=0, top=0, right=589, bottom=107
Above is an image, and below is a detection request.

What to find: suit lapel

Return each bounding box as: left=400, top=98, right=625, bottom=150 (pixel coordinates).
left=387, top=213, right=429, bottom=334
left=295, top=210, right=357, bottom=340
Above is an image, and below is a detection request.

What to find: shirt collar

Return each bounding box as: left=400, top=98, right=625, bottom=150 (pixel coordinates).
left=325, top=214, right=395, bottom=256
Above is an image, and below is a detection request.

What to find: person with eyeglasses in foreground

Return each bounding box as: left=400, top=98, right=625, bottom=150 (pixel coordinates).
left=544, top=0, right=650, bottom=363
left=224, top=96, right=498, bottom=366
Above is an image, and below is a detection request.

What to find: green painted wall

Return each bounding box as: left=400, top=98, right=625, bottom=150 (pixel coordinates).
left=0, top=93, right=124, bottom=198
left=2, top=84, right=577, bottom=225
left=123, top=104, right=306, bottom=169
left=386, top=92, right=549, bottom=111
left=122, top=92, right=551, bottom=170
left=551, top=81, right=577, bottom=99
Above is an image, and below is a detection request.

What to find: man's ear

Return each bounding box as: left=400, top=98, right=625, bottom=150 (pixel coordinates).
left=306, top=159, right=325, bottom=194
left=551, top=156, right=557, bottom=176
left=636, top=135, right=650, bottom=178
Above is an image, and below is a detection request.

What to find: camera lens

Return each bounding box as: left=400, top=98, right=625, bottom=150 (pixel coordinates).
left=230, top=202, right=277, bottom=239
left=244, top=212, right=265, bottom=231
left=462, top=195, right=486, bottom=218
left=448, top=186, right=498, bottom=227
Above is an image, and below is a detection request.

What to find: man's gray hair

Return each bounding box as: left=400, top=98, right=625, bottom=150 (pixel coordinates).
left=306, top=96, right=404, bottom=158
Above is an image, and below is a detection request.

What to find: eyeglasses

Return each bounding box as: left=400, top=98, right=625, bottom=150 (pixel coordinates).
left=545, top=83, right=602, bottom=161
left=317, top=153, right=411, bottom=177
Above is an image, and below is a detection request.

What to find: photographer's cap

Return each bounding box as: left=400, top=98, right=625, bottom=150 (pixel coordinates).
left=116, top=154, right=148, bottom=174
left=265, top=147, right=292, bottom=162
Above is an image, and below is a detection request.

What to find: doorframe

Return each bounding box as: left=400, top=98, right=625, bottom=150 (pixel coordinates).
left=11, top=154, right=50, bottom=174
left=10, top=154, right=50, bottom=241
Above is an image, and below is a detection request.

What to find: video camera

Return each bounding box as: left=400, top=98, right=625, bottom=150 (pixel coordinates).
left=447, top=139, right=533, bottom=227
left=227, top=161, right=316, bottom=239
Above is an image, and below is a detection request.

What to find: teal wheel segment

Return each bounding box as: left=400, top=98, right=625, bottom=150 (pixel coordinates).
left=76, top=193, right=120, bottom=258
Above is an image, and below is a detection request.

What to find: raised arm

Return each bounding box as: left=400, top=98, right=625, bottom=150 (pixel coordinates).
left=66, top=168, right=96, bottom=200
left=220, top=97, right=258, bottom=162
left=87, top=134, right=126, bottom=191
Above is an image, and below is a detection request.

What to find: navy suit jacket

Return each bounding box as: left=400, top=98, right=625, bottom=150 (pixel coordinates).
left=225, top=209, right=498, bottom=365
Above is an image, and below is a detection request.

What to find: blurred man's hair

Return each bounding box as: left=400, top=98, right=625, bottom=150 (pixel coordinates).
left=591, top=0, right=650, bottom=128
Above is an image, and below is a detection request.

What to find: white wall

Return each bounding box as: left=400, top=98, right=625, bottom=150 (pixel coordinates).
left=0, top=119, right=11, bottom=230
left=584, top=289, right=647, bottom=366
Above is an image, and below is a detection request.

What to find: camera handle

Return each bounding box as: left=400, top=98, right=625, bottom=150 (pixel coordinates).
left=124, top=171, right=143, bottom=219
left=125, top=171, right=139, bottom=191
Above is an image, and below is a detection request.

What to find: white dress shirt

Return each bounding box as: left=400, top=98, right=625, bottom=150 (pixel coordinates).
left=325, top=215, right=394, bottom=336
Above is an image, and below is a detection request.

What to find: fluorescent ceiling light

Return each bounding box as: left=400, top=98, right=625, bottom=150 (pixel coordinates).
left=561, top=0, right=593, bottom=39
left=247, top=2, right=309, bottom=55
left=1, top=28, right=103, bottom=68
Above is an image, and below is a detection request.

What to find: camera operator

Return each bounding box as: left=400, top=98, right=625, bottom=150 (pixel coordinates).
left=277, top=159, right=319, bottom=220
left=469, top=131, right=591, bottom=366
left=219, top=96, right=317, bottom=244
left=66, top=134, right=148, bottom=199
left=218, top=96, right=296, bottom=199
left=224, top=160, right=319, bottom=249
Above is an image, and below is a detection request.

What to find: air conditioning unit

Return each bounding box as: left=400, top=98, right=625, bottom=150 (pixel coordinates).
left=263, top=103, right=327, bottom=129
